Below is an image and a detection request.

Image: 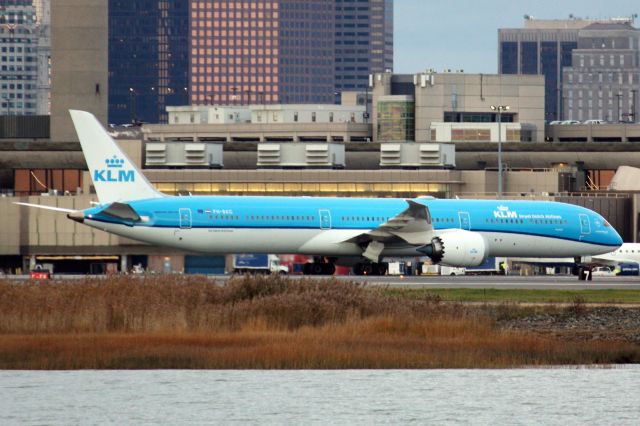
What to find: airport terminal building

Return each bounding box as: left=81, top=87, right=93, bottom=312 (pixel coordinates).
left=0, top=3, right=639, bottom=275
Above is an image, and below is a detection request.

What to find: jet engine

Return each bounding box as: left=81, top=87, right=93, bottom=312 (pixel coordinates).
left=418, top=230, right=488, bottom=267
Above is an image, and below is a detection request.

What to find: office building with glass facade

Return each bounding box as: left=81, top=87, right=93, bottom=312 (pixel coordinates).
left=562, top=22, right=640, bottom=123
left=334, top=0, right=393, bottom=97
left=499, top=18, right=583, bottom=122
left=0, top=0, right=40, bottom=115
left=108, top=0, right=189, bottom=125
left=499, top=17, right=639, bottom=123
left=376, top=95, right=414, bottom=141
left=190, top=0, right=392, bottom=106
left=108, top=1, right=393, bottom=123
left=189, top=0, right=335, bottom=106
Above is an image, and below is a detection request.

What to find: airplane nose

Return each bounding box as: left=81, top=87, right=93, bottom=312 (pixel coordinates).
left=612, top=229, right=623, bottom=247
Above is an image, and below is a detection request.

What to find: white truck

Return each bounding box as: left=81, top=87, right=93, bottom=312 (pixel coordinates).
left=464, top=257, right=507, bottom=275
left=422, top=264, right=465, bottom=276
left=232, top=254, right=289, bottom=275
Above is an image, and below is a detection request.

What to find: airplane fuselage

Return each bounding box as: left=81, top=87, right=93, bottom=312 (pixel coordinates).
left=82, top=196, right=622, bottom=259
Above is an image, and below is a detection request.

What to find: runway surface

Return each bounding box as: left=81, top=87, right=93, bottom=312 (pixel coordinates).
left=338, top=275, right=640, bottom=290
left=217, top=274, right=640, bottom=290
left=5, top=274, right=640, bottom=290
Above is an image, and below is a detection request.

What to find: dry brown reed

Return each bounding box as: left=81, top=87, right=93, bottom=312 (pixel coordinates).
left=0, top=275, right=637, bottom=369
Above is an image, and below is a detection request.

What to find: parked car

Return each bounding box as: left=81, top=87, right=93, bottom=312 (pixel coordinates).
left=548, top=120, right=563, bottom=125
left=584, top=119, right=605, bottom=124
left=560, top=120, right=581, bottom=125
left=591, top=266, right=617, bottom=277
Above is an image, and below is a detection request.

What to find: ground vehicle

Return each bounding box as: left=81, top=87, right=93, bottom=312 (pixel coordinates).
left=617, top=263, right=639, bottom=276
left=464, top=257, right=507, bottom=275
left=440, top=266, right=466, bottom=276
left=560, top=120, right=581, bottom=125
left=232, top=254, right=289, bottom=274
left=584, top=119, right=605, bottom=124
left=387, top=262, right=406, bottom=275
left=590, top=266, right=617, bottom=277
left=421, top=264, right=465, bottom=276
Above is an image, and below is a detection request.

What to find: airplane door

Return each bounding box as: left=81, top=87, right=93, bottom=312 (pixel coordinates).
left=459, top=212, right=471, bottom=230
left=579, top=214, right=591, bottom=235
left=319, top=209, right=332, bottom=230
left=179, top=208, right=192, bottom=229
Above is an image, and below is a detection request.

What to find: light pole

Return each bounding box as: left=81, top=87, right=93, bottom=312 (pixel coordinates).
left=491, top=105, right=510, bottom=199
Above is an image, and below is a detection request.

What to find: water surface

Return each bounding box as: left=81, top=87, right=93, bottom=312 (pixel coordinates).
left=1, top=368, right=639, bottom=425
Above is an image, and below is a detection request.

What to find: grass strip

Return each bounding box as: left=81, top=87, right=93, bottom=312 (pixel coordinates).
left=385, top=288, right=640, bottom=304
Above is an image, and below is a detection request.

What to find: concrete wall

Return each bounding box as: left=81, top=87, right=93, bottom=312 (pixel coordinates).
left=0, top=199, right=21, bottom=255
left=1, top=196, right=114, bottom=255
left=414, top=73, right=545, bottom=143
left=371, top=73, right=545, bottom=143
left=459, top=170, right=561, bottom=196
left=51, top=0, right=108, bottom=142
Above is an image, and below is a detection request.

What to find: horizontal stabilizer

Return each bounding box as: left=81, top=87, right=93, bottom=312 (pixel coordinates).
left=14, top=202, right=78, bottom=214
left=98, top=202, right=141, bottom=223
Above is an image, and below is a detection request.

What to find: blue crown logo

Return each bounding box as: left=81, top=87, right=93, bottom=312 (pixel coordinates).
left=105, top=156, right=125, bottom=169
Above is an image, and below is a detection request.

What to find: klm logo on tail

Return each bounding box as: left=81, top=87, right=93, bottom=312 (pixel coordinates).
left=94, top=156, right=135, bottom=183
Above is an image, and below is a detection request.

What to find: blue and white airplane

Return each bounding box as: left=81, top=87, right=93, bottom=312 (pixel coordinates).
left=16, top=110, right=623, bottom=275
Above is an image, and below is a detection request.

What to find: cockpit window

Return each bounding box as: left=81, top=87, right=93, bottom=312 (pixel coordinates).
left=603, top=220, right=611, bottom=228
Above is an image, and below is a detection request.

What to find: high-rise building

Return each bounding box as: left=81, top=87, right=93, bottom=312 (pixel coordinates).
left=108, top=0, right=189, bottom=125
left=50, top=0, right=108, bottom=142
left=499, top=17, right=639, bottom=122
left=109, top=0, right=393, bottom=123
left=190, top=0, right=335, bottom=106
left=33, top=0, right=49, bottom=115
left=562, top=22, right=640, bottom=123
left=499, top=18, right=583, bottom=122
left=334, top=0, right=393, bottom=97
left=0, top=0, right=39, bottom=115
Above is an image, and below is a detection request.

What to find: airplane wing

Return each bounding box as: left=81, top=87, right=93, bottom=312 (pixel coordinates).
left=344, top=200, right=434, bottom=262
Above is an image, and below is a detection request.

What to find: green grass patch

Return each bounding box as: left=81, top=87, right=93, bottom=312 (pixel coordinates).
left=385, top=288, right=640, bottom=303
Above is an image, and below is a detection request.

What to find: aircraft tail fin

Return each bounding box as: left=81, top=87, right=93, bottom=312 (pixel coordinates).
left=69, top=110, right=164, bottom=204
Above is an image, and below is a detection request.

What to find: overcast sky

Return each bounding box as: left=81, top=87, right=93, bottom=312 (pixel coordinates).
left=394, top=0, right=639, bottom=74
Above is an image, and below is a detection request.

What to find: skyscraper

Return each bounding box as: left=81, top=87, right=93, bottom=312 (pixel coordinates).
left=190, top=0, right=393, bottom=106
left=0, top=0, right=40, bottom=115
left=562, top=22, right=640, bottom=123
left=499, top=18, right=582, bottom=122
left=334, top=0, right=393, bottom=96
left=189, top=0, right=335, bottom=106
left=499, top=16, right=639, bottom=123
left=109, top=0, right=189, bottom=124
left=109, top=0, right=393, bottom=123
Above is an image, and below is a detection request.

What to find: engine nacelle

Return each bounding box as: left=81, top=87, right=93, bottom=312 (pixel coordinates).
left=418, top=230, right=488, bottom=267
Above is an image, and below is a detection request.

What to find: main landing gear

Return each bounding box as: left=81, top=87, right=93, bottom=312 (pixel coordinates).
left=302, top=257, right=336, bottom=275
left=302, top=263, right=336, bottom=275
left=353, top=262, right=388, bottom=276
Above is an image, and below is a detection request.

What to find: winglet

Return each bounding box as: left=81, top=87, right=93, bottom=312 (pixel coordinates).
left=69, top=110, right=164, bottom=203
